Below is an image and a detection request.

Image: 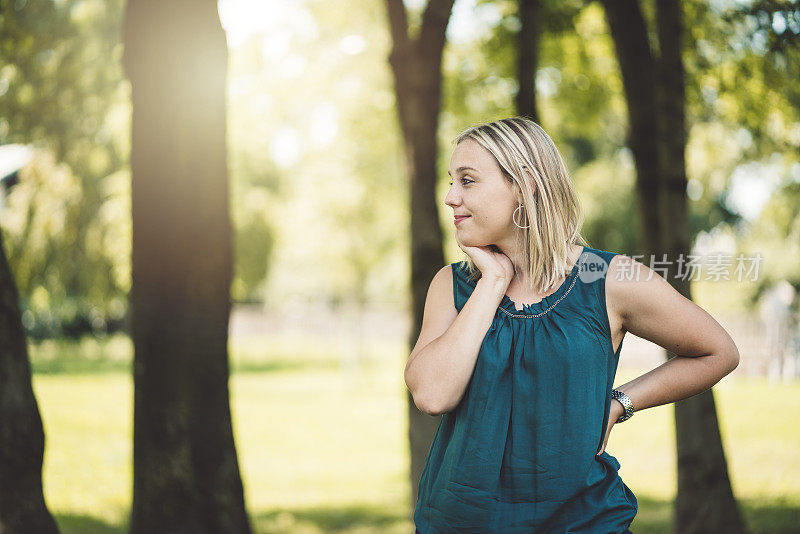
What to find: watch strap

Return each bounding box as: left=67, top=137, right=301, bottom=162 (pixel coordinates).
left=611, top=389, right=634, bottom=422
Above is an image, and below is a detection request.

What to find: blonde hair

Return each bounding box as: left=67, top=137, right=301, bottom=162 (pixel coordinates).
left=453, top=117, right=588, bottom=294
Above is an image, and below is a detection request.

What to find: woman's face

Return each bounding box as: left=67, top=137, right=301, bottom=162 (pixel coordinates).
left=444, top=139, right=520, bottom=248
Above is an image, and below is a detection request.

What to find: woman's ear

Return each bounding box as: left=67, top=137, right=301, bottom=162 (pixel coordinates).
left=520, top=167, right=538, bottom=197
left=511, top=181, right=523, bottom=204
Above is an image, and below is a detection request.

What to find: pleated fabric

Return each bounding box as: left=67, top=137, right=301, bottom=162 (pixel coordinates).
left=413, top=246, right=638, bottom=533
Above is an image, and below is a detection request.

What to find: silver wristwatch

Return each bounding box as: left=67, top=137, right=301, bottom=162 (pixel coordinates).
left=611, top=389, right=634, bottom=423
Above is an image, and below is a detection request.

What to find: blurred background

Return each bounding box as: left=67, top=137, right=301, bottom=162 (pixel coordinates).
left=0, top=0, right=798, bottom=533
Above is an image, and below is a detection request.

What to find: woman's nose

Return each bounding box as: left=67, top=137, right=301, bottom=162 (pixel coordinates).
left=444, top=189, right=458, bottom=207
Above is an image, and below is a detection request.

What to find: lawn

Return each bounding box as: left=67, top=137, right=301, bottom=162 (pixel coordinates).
left=29, top=333, right=800, bottom=533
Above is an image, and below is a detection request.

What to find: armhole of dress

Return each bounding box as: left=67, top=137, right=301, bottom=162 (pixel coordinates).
left=598, top=252, right=621, bottom=357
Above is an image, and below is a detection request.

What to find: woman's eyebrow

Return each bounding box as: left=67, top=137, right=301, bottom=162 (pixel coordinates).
left=447, top=166, right=479, bottom=177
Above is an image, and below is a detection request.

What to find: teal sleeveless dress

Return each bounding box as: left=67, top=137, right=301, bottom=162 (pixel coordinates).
left=413, top=246, right=637, bottom=533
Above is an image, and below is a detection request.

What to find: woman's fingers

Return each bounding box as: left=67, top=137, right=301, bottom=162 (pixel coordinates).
left=454, top=237, right=514, bottom=284
left=597, top=417, right=614, bottom=455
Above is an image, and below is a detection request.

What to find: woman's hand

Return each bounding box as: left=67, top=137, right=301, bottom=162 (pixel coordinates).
left=597, top=400, right=625, bottom=455
left=455, top=234, right=515, bottom=285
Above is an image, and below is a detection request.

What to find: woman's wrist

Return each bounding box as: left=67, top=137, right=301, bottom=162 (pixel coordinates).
left=611, top=389, right=635, bottom=422
left=610, top=399, right=625, bottom=421
left=476, top=275, right=510, bottom=301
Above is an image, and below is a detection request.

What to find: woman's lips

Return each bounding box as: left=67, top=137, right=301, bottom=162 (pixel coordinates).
left=454, top=216, right=470, bottom=225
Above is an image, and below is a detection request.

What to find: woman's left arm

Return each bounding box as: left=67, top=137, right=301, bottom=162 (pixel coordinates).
left=597, top=254, right=740, bottom=454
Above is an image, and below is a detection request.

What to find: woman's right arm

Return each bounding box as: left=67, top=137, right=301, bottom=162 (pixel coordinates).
left=404, top=265, right=508, bottom=416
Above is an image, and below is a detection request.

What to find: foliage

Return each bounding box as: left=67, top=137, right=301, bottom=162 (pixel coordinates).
left=0, top=0, right=129, bottom=339
left=439, top=0, right=799, bottom=312
left=225, top=0, right=408, bottom=309
left=0, top=0, right=280, bottom=334
left=2, top=0, right=799, bottom=338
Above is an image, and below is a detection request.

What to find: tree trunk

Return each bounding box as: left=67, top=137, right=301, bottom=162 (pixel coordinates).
left=655, top=0, right=746, bottom=532
left=599, top=0, right=662, bottom=257
left=516, top=0, right=543, bottom=122
left=600, top=1, right=747, bottom=532
left=122, top=1, right=251, bottom=532
left=384, top=0, right=455, bottom=510
left=0, top=231, right=59, bottom=534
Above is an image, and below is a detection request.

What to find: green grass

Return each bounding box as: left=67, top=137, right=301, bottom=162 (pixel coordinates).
left=29, top=333, right=800, bottom=533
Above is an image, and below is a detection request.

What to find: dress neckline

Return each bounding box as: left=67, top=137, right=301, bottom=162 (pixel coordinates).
left=499, top=246, right=587, bottom=317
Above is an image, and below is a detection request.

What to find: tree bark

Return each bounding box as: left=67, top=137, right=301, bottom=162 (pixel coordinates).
left=122, top=1, right=251, bottom=532
left=656, top=1, right=746, bottom=532
left=517, top=0, right=543, bottom=121
left=385, top=0, right=455, bottom=510
left=600, top=0, right=747, bottom=532
left=599, top=0, right=662, bottom=257
left=0, top=232, right=59, bottom=534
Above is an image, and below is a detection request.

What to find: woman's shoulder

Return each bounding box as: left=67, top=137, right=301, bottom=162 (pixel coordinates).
left=575, top=246, right=624, bottom=283
left=580, top=245, right=621, bottom=263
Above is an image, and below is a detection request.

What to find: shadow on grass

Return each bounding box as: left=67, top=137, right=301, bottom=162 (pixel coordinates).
left=629, top=495, right=800, bottom=534
left=251, top=497, right=800, bottom=534
left=55, top=504, right=409, bottom=534
left=252, top=503, right=410, bottom=533
left=54, top=513, right=127, bottom=534
left=740, top=498, right=800, bottom=534
left=52, top=497, right=800, bottom=534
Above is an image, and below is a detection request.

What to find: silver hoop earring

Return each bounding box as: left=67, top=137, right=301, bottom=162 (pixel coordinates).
left=513, top=203, right=530, bottom=229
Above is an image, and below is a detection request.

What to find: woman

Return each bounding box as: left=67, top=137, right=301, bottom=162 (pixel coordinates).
left=404, top=117, right=740, bottom=533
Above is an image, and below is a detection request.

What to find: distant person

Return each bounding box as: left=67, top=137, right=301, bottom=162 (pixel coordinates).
left=405, top=117, right=740, bottom=533
left=759, top=280, right=797, bottom=382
